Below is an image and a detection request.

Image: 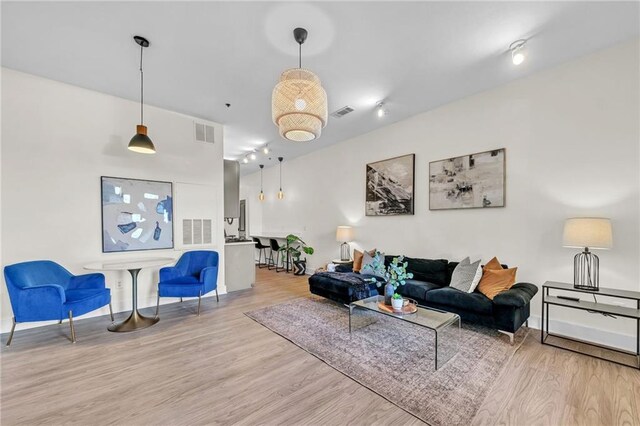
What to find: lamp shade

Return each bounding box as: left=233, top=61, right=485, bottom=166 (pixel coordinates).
left=272, top=68, right=328, bottom=142
left=563, top=218, right=612, bottom=249
left=336, top=226, right=354, bottom=243
left=128, top=125, right=155, bottom=154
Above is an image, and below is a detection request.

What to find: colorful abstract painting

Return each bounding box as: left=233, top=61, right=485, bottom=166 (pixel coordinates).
left=101, top=176, right=174, bottom=252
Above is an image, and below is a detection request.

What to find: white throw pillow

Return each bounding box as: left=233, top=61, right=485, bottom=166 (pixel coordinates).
left=450, top=257, right=483, bottom=293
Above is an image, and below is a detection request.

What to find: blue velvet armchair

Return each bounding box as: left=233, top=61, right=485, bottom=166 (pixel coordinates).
left=156, top=250, right=219, bottom=317
left=4, top=260, right=113, bottom=345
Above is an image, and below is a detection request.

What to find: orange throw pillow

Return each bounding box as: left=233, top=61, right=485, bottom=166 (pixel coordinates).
left=483, top=256, right=503, bottom=271
left=353, top=249, right=376, bottom=272
left=477, top=267, right=517, bottom=300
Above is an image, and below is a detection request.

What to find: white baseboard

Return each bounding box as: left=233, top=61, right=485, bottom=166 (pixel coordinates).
left=1, top=288, right=227, bottom=334
left=527, top=315, right=636, bottom=352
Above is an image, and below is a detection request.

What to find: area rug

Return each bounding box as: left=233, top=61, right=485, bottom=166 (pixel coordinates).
left=245, top=297, right=528, bottom=426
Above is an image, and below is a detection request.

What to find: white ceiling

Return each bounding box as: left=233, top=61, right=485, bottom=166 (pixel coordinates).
left=2, top=1, right=638, bottom=175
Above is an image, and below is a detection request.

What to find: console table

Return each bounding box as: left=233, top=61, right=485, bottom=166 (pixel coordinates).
left=541, top=281, right=640, bottom=369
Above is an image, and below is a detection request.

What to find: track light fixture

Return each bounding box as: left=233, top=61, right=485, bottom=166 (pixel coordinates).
left=249, top=151, right=257, bottom=161
left=263, top=145, right=270, bottom=154
left=242, top=157, right=249, bottom=164
left=376, top=102, right=387, bottom=118
left=510, top=39, right=527, bottom=65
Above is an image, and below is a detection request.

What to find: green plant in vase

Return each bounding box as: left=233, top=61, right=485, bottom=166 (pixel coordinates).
left=362, top=254, right=413, bottom=305
left=279, top=234, right=314, bottom=275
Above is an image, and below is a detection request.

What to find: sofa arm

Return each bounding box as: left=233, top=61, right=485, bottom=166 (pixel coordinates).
left=17, top=284, right=66, bottom=319
left=493, top=282, right=538, bottom=308
left=69, top=273, right=105, bottom=289
left=335, top=264, right=353, bottom=273
left=200, top=266, right=219, bottom=293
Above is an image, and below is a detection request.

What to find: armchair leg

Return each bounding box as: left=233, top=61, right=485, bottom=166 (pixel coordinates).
left=68, top=311, right=76, bottom=343
left=498, top=330, right=514, bottom=345
left=215, top=288, right=219, bottom=303
left=155, top=292, right=160, bottom=318
left=58, top=319, right=63, bottom=325
left=197, top=291, right=202, bottom=316
left=109, top=302, right=114, bottom=322
left=6, top=317, right=16, bottom=346
left=180, top=297, right=183, bottom=303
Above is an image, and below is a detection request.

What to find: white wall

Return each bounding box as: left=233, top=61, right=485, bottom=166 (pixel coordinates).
left=243, top=40, right=640, bottom=349
left=1, top=69, right=226, bottom=333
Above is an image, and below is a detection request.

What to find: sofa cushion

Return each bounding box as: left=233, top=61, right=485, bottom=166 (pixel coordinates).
left=404, top=257, right=449, bottom=286
left=425, top=287, right=493, bottom=315
left=398, top=279, right=442, bottom=302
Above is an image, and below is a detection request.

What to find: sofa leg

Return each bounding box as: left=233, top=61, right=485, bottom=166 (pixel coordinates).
left=109, top=302, right=114, bottom=322
left=525, top=319, right=529, bottom=328
left=68, top=311, right=76, bottom=344
left=197, top=291, right=202, bottom=316
left=180, top=297, right=183, bottom=303
left=6, top=317, right=16, bottom=346
left=58, top=319, right=63, bottom=325
left=498, top=330, right=514, bottom=345
left=215, top=288, right=219, bottom=303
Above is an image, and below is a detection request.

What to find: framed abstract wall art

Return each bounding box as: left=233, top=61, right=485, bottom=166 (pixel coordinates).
left=366, top=154, right=415, bottom=216
left=429, top=148, right=505, bottom=210
left=101, top=176, right=174, bottom=252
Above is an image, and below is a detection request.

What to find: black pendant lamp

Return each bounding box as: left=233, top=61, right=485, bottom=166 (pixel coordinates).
left=128, top=35, right=156, bottom=154
left=277, top=157, right=284, bottom=200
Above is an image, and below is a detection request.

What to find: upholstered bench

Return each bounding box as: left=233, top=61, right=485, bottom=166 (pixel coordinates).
left=308, top=271, right=380, bottom=305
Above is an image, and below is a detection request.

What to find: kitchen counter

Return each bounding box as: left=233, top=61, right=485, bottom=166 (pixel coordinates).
left=224, top=242, right=256, bottom=292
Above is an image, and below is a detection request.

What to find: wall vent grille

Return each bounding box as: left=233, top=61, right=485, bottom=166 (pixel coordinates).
left=194, top=122, right=216, bottom=144
left=330, top=106, right=354, bottom=118
left=182, top=218, right=212, bottom=245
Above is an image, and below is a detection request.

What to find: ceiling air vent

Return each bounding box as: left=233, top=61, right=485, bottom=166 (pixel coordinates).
left=194, top=122, right=216, bottom=144
left=330, top=105, right=354, bottom=118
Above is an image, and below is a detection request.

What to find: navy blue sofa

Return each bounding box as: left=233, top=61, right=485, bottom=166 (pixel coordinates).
left=308, top=256, right=538, bottom=334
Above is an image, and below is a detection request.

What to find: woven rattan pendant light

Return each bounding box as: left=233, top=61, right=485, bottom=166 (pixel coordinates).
left=272, top=28, right=328, bottom=142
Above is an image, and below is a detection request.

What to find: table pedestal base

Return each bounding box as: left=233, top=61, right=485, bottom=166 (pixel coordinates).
left=108, top=309, right=159, bottom=332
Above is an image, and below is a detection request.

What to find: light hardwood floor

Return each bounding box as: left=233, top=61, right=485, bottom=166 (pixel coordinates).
left=1, top=268, right=639, bottom=425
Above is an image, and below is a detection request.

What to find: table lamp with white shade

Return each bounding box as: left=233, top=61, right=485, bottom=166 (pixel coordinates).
left=562, top=217, right=612, bottom=291
left=336, top=226, right=355, bottom=261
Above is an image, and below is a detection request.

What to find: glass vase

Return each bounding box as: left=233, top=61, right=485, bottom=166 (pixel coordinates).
left=384, top=282, right=395, bottom=305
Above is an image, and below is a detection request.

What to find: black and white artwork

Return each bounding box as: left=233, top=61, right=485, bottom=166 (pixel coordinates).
left=101, top=176, right=174, bottom=252
left=366, top=154, right=415, bottom=216
left=429, top=148, right=505, bottom=210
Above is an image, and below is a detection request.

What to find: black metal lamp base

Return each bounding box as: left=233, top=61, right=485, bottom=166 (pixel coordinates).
left=573, top=248, right=599, bottom=291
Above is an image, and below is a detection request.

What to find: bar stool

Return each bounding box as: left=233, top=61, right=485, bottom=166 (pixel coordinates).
left=253, top=237, right=269, bottom=268
left=268, top=238, right=285, bottom=272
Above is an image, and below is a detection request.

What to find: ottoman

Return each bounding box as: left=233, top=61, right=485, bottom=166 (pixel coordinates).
left=308, top=271, right=381, bottom=305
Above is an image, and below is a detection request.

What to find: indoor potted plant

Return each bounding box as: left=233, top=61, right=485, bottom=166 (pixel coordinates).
left=280, top=234, right=314, bottom=275
left=363, top=254, right=413, bottom=305
left=391, top=293, right=404, bottom=311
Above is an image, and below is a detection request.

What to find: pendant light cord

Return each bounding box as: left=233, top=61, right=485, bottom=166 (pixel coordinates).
left=298, top=42, right=302, bottom=69
left=139, top=44, right=144, bottom=125
left=279, top=161, right=282, bottom=190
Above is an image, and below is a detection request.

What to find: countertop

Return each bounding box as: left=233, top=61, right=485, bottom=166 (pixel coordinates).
left=224, top=241, right=256, bottom=246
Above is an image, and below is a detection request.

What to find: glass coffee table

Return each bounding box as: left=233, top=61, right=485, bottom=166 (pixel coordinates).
left=349, top=295, right=461, bottom=370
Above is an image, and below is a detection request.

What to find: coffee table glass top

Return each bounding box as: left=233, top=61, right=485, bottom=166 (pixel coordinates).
left=351, top=295, right=460, bottom=331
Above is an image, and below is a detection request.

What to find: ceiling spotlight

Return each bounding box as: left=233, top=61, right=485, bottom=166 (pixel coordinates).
left=376, top=102, right=387, bottom=118
left=510, top=39, right=527, bottom=65
left=249, top=151, right=257, bottom=161
left=242, top=157, right=249, bottom=164
left=263, top=145, right=270, bottom=154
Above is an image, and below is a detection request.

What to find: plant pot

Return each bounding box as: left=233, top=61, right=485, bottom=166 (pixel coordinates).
left=293, top=260, right=306, bottom=275
left=391, top=298, right=403, bottom=311
left=384, top=283, right=395, bottom=305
